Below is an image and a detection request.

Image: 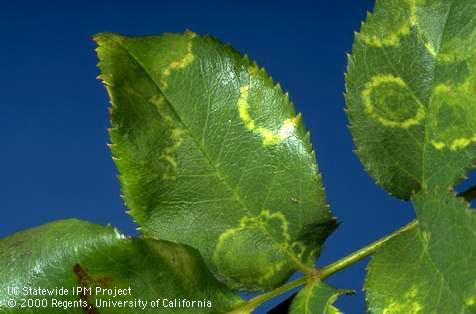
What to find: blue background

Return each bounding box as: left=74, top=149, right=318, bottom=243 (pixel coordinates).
left=0, top=0, right=444, bottom=312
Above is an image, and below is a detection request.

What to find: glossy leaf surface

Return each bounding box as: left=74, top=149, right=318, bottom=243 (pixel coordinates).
left=95, top=32, right=336, bottom=290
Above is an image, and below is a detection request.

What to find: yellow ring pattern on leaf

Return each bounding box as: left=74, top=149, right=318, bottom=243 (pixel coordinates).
left=238, top=83, right=300, bottom=145
left=160, top=31, right=196, bottom=90
left=362, top=74, right=426, bottom=129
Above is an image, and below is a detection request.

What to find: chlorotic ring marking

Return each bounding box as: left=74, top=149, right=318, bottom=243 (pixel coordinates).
left=362, top=74, right=426, bottom=128
left=160, top=31, right=196, bottom=90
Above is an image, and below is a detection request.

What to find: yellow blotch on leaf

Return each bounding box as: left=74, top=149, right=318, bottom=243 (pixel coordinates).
left=358, top=0, right=416, bottom=48
left=161, top=31, right=197, bottom=90
left=238, top=85, right=254, bottom=129
left=382, top=286, right=424, bottom=314
left=428, top=83, right=476, bottom=151
left=149, top=94, right=187, bottom=180
left=466, top=296, right=476, bottom=306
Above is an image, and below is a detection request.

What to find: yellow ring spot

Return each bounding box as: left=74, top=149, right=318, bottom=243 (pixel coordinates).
left=362, top=74, right=425, bottom=128
left=238, top=83, right=301, bottom=145
left=212, top=210, right=293, bottom=287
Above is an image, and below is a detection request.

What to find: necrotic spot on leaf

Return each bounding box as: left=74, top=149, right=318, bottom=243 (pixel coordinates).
left=73, top=264, right=100, bottom=314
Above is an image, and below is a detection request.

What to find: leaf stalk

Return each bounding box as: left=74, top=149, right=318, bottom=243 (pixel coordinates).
left=228, top=220, right=419, bottom=313
left=319, top=220, right=418, bottom=278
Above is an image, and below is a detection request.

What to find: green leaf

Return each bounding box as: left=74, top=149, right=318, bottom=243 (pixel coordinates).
left=0, top=220, right=242, bottom=313
left=290, top=281, right=352, bottom=314
left=365, top=190, right=476, bottom=313
left=94, top=31, right=336, bottom=290
left=345, top=0, right=476, bottom=199
left=413, top=189, right=476, bottom=310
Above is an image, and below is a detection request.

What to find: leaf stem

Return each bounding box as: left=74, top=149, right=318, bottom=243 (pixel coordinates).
left=228, top=220, right=419, bottom=313
left=319, top=220, right=418, bottom=278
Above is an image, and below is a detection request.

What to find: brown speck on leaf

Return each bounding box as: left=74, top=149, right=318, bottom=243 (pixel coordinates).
left=73, top=264, right=99, bottom=314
